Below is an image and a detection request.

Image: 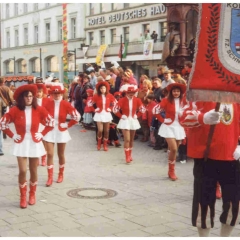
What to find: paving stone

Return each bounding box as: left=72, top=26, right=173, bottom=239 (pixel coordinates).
left=164, top=222, right=193, bottom=231
left=0, top=229, right=28, bottom=237
left=53, top=220, right=82, bottom=230
left=51, top=210, right=71, bottom=217
left=21, top=224, right=61, bottom=235
left=52, top=216, right=77, bottom=223
left=142, top=225, right=175, bottom=235
left=4, top=216, right=35, bottom=224
left=104, top=212, right=135, bottom=221
left=46, top=229, right=91, bottom=237
left=31, top=203, right=65, bottom=213
left=124, top=208, right=157, bottom=217
left=108, top=219, right=144, bottom=231
left=80, top=222, right=124, bottom=237
left=7, top=208, right=36, bottom=217
left=0, top=210, right=17, bottom=219
left=74, top=216, right=112, bottom=226
left=167, top=229, right=197, bottom=237
left=115, top=229, right=152, bottom=237
left=30, top=213, right=54, bottom=220
left=8, top=221, right=40, bottom=230
left=0, top=225, right=12, bottom=232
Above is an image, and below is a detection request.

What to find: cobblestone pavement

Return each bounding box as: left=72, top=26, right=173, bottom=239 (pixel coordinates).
left=0, top=124, right=240, bottom=237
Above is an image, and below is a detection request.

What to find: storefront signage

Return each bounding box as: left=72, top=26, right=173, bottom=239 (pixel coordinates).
left=88, top=4, right=166, bottom=26
left=23, top=48, right=47, bottom=55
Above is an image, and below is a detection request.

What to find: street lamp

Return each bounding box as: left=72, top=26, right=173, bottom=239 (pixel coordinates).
left=68, top=49, right=76, bottom=76
left=9, top=57, right=16, bottom=75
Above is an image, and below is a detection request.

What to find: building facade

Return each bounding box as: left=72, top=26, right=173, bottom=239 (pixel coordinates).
left=0, top=3, right=85, bottom=84
left=78, top=3, right=168, bottom=78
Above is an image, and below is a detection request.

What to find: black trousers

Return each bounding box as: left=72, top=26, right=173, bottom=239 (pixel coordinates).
left=109, top=127, right=118, bottom=141
left=192, top=159, right=240, bottom=229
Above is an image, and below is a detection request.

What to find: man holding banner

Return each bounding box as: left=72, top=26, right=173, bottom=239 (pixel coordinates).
left=179, top=3, right=240, bottom=237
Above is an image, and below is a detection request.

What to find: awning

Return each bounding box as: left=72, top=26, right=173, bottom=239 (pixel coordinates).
left=4, top=75, right=34, bottom=82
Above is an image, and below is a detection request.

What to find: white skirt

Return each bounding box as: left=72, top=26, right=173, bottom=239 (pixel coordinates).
left=117, top=117, right=141, bottom=130
left=93, top=110, right=112, bottom=123
left=12, top=133, right=46, bottom=157
left=43, top=125, right=71, bottom=143
left=159, top=120, right=186, bottom=140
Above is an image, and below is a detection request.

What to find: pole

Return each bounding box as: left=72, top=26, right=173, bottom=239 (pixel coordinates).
left=74, top=48, right=76, bottom=76
left=120, top=34, right=123, bottom=64
left=13, top=57, right=15, bottom=75
left=62, top=3, right=68, bottom=84
left=40, top=48, right=42, bottom=77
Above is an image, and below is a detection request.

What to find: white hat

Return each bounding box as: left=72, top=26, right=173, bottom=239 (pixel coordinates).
left=105, top=75, right=111, bottom=81
left=101, top=61, right=106, bottom=69
left=111, top=60, right=119, bottom=68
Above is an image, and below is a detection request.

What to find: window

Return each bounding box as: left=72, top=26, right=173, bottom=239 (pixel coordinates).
left=100, top=3, right=102, bottom=13
left=34, top=3, right=38, bottom=11
left=89, top=32, right=94, bottom=45
left=123, top=27, right=129, bottom=42
left=7, top=60, right=14, bottom=74
left=46, top=23, right=50, bottom=42
left=23, top=3, right=28, bottom=13
left=6, top=4, right=9, bottom=18
left=15, top=29, right=19, bottom=47
left=100, top=30, right=105, bottom=45
left=111, top=28, right=116, bottom=44
left=47, top=56, right=58, bottom=72
left=6, top=31, right=10, bottom=48
left=143, top=24, right=150, bottom=34
left=111, top=3, right=114, bottom=10
left=18, top=60, right=27, bottom=73
left=34, top=25, right=39, bottom=44
left=71, top=18, right=76, bottom=39
left=160, top=22, right=168, bottom=41
left=123, top=3, right=129, bottom=8
left=32, top=58, right=40, bottom=72
left=58, top=21, right=62, bottom=41
left=14, top=3, right=18, bottom=16
left=45, top=3, right=50, bottom=8
left=89, top=3, right=94, bottom=15
left=24, top=27, right=28, bottom=45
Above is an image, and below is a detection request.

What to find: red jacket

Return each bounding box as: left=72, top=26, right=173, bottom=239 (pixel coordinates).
left=153, top=97, right=186, bottom=125
left=84, top=97, right=94, bottom=113
left=44, top=99, right=80, bottom=131
left=0, top=106, right=54, bottom=143
left=92, top=93, right=115, bottom=113
left=113, top=96, right=146, bottom=118
left=179, top=101, right=240, bottom=160
left=146, top=101, right=157, bottom=127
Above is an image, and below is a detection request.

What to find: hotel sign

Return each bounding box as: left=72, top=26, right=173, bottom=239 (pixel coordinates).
left=88, top=4, right=166, bottom=26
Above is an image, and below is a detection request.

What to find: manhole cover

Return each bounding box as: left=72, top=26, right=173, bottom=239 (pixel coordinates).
left=67, top=188, right=118, bottom=199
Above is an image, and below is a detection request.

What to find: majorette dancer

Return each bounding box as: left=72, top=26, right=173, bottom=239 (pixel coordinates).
left=43, top=84, right=80, bottom=187
left=0, top=85, right=54, bottom=208
left=152, top=83, right=186, bottom=180
left=92, top=81, right=115, bottom=151
left=35, top=83, right=49, bottom=166
left=179, top=99, right=240, bottom=237
left=113, top=85, right=146, bottom=163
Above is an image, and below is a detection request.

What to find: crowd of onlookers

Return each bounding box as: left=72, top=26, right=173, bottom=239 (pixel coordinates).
left=67, top=61, right=192, bottom=162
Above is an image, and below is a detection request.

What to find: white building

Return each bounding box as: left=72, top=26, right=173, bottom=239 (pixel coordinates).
left=0, top=3, right=85, bottom=84
left=79, top=3, right=168, bottom=78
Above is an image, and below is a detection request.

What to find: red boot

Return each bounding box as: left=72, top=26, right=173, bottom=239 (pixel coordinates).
left=103, top=138, right=108, bottom=151
left=46, top=165, right=53, bottom=187
left=57, top=165, right=64, bottom=183
left=97, top=137, right=102, bottom=150
left=124, top=148, right=131, bottom=164
left=29, top=181, right=37, bottom=205
left=168, top=160, right=178, bottom=181
left=216, top=182, right=222, bottom=199
left=129, top=148, right=133, bottom=161
left=114, top=140, right=121, bottom=147
left=41, top=155, right=47, bottom=166
left=19, top=182, right=27, bottom=209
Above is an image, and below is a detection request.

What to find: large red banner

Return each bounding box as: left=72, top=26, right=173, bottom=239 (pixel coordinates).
left=188, top=3, right=240, bottom=103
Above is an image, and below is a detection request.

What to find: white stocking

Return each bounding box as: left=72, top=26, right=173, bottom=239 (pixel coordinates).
left=220, top=223, right=234, bottom=237
left=197, top=227, right=210, bottom=237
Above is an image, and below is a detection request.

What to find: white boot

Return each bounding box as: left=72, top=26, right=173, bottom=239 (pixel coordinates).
left=220, top=223, right=234, bottom=237
left=197, top=227, right=210, bottom=237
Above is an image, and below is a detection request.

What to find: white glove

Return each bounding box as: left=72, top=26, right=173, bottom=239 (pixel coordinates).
left=203, top=109, right=221, bottom=125
left=164, top=118, right=172, bottom=124
left=60, top=123, right=68, bottom=128
left=35, top=133, right=43, bottom=141
left=133, top=114, right=138, bottom=119
left=106, top=108, right=111, bottom=112
left=95, top=108, right=100, bottom=112
left=121, top=115, right=127, bottom=120
left=12, top=134, right=21, bottom=142
left=152, top=105, right=161, bottom=115
left=233, top=145, right=240, bottom=160
left=87, top=100, right=93, bottom=107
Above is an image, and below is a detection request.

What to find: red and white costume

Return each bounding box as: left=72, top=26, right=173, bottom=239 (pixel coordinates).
left=92, top=93, right=115, bottom=122
left=113, top=96, right=146, bottom=130
left=154, top=97, right=186, bottom=140
left=0, top=105, right=54, bottom=157
left=43, top=98, right=80, bottom=143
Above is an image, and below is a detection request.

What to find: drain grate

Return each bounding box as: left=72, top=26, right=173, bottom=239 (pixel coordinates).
left=67, top=188, right=118, bottom=199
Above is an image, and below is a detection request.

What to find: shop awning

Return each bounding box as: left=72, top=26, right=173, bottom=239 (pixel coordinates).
left=4, top=75, right=34, bottom=82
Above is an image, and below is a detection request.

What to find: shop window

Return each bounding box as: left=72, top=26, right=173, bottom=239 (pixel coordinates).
left=160, top=22, right=168, bottom=41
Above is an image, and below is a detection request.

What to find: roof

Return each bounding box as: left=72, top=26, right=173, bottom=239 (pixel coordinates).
left=4, top=75, right=34, bottom=82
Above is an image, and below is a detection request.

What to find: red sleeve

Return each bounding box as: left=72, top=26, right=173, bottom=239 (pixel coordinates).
left=113, top=98, right=123, bottom=119
left=38, top=106, right=55, bottom=136
left=92, top=94, right=97, bottom=103
left=0, top=108, right=15, bottom=138
left=65, top=101, right=80, bottom=128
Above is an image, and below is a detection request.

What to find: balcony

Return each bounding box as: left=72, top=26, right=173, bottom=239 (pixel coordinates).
left=77, top=39, right=164, bottom=59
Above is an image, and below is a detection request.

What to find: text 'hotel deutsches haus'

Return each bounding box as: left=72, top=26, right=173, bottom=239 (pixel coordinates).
left=0, top=3, right=167, bottom=82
